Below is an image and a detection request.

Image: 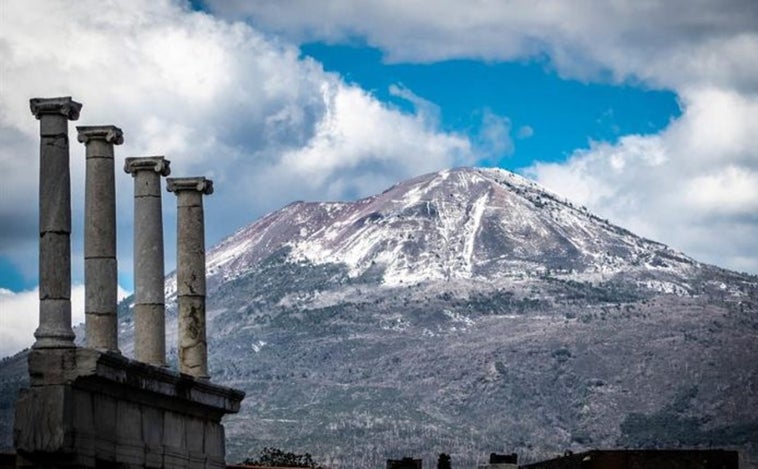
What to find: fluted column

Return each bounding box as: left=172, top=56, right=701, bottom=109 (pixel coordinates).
left=30, top=97, right=81, bottom=349
left=124, top=156, right=171, bottom=366
left=167, top=177, right=213, bottom=379
left=77, top=125, right=123, bottom=353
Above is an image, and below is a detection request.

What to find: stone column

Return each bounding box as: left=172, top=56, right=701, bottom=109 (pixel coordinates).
left=167, top=177, right=213, bottom=379
left=30, top=97, right=82, bottom=349
left=77, top=126, right=123, bottom=353
left=124, top=157, right=171, bottom=366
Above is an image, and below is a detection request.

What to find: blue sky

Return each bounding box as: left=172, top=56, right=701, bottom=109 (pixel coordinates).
left=300, top=42, right=681, bottom=170
left=1, top=0, right=756, bottom=355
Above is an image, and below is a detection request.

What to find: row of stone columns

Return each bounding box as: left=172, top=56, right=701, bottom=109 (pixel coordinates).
left=30, top=97, right=212, bottom=379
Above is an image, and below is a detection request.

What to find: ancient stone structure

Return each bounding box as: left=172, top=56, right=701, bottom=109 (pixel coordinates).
left=30, top=97, right=81, bottom=350
left=125, top=156, right=171, bottom=366
left=14, top=97, right=244, bottom=468
left=78, top=125, right=123, bottom=353
left=167, top=177, right=213, bottom=379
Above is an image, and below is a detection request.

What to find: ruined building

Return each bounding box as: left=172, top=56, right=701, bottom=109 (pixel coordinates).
left=13, top=97, right=244, bottom=468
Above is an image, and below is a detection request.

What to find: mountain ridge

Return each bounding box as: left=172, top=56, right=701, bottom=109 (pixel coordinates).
left=196, top=167, right=700, bottom=296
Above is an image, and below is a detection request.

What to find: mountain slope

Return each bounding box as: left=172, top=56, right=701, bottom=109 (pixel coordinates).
left=2, top=167, right=757, bottom=468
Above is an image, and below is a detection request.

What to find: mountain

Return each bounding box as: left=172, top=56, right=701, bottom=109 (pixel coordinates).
left=2, top=167, right=757, bottom=468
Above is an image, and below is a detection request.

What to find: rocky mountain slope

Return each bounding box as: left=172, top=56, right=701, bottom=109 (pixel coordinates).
left=2, top=167, right=757, bottom=468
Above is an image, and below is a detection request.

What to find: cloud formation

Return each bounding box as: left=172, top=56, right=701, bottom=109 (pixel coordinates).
left=529, top=87, right=758, bottom=273
left=0, top=285, right=129, bottom=358
left=0, top=0, right=477, bottom=289
left=205, top=0, right=758, bottom=274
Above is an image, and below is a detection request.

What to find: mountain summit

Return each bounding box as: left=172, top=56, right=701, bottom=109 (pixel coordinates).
left=2, top=167, right=757, bottom=468
left=201, top=167, right=695, bottom=292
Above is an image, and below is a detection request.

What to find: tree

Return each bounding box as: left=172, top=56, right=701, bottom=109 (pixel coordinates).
left=437, top=453, right=451, bottom=469
left=243, top=447, right=324, bottom=468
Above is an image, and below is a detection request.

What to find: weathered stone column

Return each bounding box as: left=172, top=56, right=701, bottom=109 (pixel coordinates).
left=77, top=126, right=123, bottom=353
left=124, top=156, right=171, bottom=366
left=167, top=177, right=213, bottom=379
left=30, top=97, right=81, bottom=349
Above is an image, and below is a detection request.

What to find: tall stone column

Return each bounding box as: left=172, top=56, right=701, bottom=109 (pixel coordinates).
left=124, top=157, right=171, bottom=366
left=30, top=97, right=81, bottom=349
left=77, top=126, right=123, bottom=353
left=167, top=177, right=213, bottom=379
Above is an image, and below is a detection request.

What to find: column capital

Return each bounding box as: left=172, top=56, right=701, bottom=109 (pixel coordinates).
left=167, top=177, right=214, bottom=195
left=30, top=97, right=82, bottom=120
left=124, top=156, right=171, bottom=176
left=76, top=125, right=124, bottom=145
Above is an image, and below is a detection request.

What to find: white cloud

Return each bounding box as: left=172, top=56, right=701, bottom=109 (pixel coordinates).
left=0, top=285, right=130, bottom=357
left=205, top=0, right=758, bottom=91
left=517, top=126, right=534, bottom=139
left=267, top=83, right=472, bottom=202
left=475, top=110, right=514, bottom=160
left=0, top=0, right=477, bottom=288
left=528, top=87, right=758, bottom=273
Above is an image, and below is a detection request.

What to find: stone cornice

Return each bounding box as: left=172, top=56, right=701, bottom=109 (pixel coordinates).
left=27, top=348, right=245, bottom=414
left=76, top=125, right=124, bottom=145
left=124, top=156, right=171, bottom=176
left=167, top=177, right=214, bottom=195
left=30, top=97, right=82, bottom=120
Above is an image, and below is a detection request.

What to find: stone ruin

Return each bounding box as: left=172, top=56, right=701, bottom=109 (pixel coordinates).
left=13, top=97, right=245, bottom=468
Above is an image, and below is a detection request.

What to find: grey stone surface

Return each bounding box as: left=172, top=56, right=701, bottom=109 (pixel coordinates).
left=133, top=194, right=167, bottom=304
left=176, top=205, right=207, bottom=297
left=168, top=177, right=213, bottom=380
left=30, top=96, right=81, bottom=120
left=84, top=313, right=117, bottom=354
left=84, top=258, right=118, bottom=312
left=79, top=125, right=122, bottom=353
left=204, top=422, right=225, bottom=468
left=163, top=411, right=186, bottom=451
left=116, top=400, right=143, bottom=465
left=38, top=129, right=72, bottom=233
left=83, top=158, right=117, bottom=257
left=31, top=97, right=80, bottom=350
left=134, top=303, right=166, bottom=366
left=125, top=156, right=171, bottom=366
left=93, top=394, right=117, bottom=462
left=13, top=385, right=70, bottom=453
left=34, top=299, right=75, bottom=350
left=39, top=232, right=71, bottom=300
left=124, top=156, right=170, bottom=196
left=178, top=296, right=207, bottom=379
left=142, top=406, right=165, bottom=468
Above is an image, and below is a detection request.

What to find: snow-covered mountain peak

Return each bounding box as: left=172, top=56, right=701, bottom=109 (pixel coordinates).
left=201, top=167, right=696, bottom=290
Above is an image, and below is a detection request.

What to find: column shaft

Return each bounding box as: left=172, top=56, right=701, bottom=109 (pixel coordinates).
left=168, top=177, right=213, bottom=379
left=125, top=157, right=171, bottom=366
left=31, top=97, right=81, bottom=349
left=78, top=126, right=123, bottom=353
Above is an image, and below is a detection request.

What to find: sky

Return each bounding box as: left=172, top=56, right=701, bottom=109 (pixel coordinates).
left=1, top=0, right=757, bottom=356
